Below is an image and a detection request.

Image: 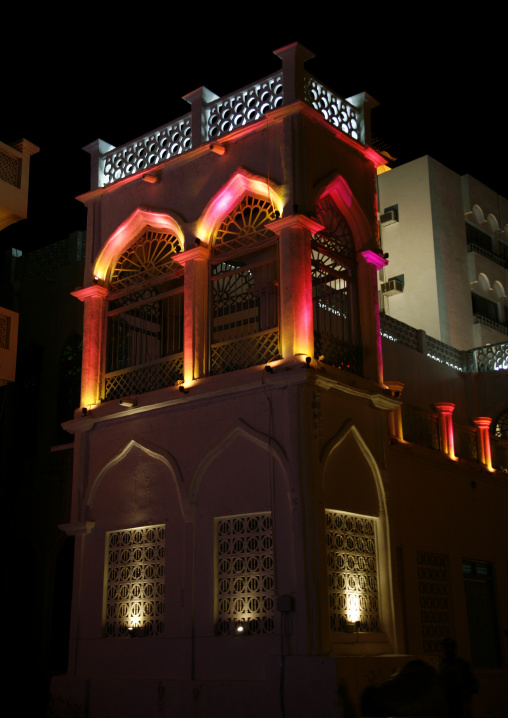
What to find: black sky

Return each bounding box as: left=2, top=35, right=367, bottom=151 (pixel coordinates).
left=3, top=17, right=505, bottom=252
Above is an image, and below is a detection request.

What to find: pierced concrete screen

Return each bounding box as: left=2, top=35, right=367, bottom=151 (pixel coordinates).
left=417, top=551, right=451, bottom=654
left=216, top=513, right=274, bottom=635
left=105, top=525, right=165, bottom=637
left=325, top=510, right=380, bottom=632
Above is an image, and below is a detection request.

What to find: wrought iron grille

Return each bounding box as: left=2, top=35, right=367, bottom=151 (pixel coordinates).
left=105, top=525, right=165, bottom=638
left=210, top=258, right=279, bottom=373
left=213, top=195, right=277, bottom=258
left=401, top=404, right=440, bottom=449
left=216, top=513, right=274, bottom=636
left=326, top=510, right=380, bottom=632
left=417, top=551, right=450, bottom=655
left=312, top=197, right=361, bottom=373
left=109, top=229, right=183, bottom=292
left=210, top=196, right=280, bottom=374
left=105, top=228, right=184, bottom=399
left=453, top=423, right=478, bottom=462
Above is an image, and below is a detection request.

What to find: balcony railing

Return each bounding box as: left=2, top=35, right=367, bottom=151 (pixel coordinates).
left=94, top=47, right=363, bottom=188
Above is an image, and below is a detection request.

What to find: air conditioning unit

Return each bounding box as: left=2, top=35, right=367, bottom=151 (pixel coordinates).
left=0, top=307, right=19, bottom=385
left=381, top=279, right=403, bottom=297
left=380, top=209, right=399, bottom=226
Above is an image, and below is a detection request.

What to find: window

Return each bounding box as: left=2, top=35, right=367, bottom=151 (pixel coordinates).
left=462, top=560, right=502, bottom=668
left=210, top=195, right=279, bottom=374
left=216, top=513, right=274, bottom=635
left=312, top=197, right=361, bottom=374
left=105, top=228, right=184, bottom=399
left=325, top=510, right=380, bottom=632
left=417, top=551, right=451, bottom=655
left=105, top=525, right=165, bottom=637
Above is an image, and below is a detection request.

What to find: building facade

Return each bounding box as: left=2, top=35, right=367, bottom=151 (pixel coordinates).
left=378, top=155, right=508, bottom=350
left=51, top=46, right=507, bottom=717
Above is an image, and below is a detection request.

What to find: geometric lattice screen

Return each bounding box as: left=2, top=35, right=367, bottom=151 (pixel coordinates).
left=417, top=551, right=451, bottom=655
left=105, top=525, right=165, bottom=637
left=216, top=513, right=275, bottom=636
left=325, top=510, right=380, bottom=632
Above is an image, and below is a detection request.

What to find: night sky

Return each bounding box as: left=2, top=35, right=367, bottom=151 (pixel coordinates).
left=3, top=19, right=505, bottom=253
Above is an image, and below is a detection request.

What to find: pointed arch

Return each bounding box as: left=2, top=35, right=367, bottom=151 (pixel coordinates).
left=316, top=174, right=372, bottom=251
left=190, top=419, right=288, bottom=505
left=196, top=170, right=285, bottom=245
left=94, top=207, right=185, bottom=282
left=320, top=420, right=396, bottom=645
left=85, top=437, right=189, bottom=522
left=321, top=420, right=386, bottom=518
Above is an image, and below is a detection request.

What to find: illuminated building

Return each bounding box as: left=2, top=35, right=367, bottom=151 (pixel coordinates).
left=51, top=45, right=507, bottom=716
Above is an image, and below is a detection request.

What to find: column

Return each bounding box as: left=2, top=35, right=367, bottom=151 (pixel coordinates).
left=434, top=402, right=456, bottom=459
left=385, top=381, right=405, bottom=441
left=267, top=215, right=323, bottom=361
left=71, top=285, right=108, bottom=408
left=473, top=417, right=493, bottom=471
left=174, top=246, right=209, bottom=383
left=359, top=250, right=388, bottom=384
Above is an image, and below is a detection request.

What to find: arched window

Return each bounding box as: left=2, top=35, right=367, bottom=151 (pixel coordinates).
left=312, top=196, right=361, bottom=374
left=104, top=227, right=184, bottom=400
left=210, top=195, right=280, bottom=374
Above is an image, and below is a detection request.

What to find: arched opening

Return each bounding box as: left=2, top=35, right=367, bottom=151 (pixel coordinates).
left=209, top=195, right=280, bottom=374
left=312, top=196, right=361, bottom=373
left=104, top=226, right=185, bottom=399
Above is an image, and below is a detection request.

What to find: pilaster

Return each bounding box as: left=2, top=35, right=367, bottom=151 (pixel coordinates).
left=71, top=285, right=108, bottom=407
left=434, top=402, right=456, bottom=459
left=473, top=417, right=493, bottom=471
left=174, top=245, right=210, bottom=382
left=267, top=215, right=323, bottom=360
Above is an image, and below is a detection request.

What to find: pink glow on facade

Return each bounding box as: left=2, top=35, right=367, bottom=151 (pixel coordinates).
left=197, top=171, right=285, bottom=243
left=94, top=208, right=184, bottom=282
left=361, top=249, right=388, bottom=270
left=71, top=285, right=108, bottom=408
left=434, top=403, right=456, bottom=459
left=318, top=175, right=374, bottom=250
left=473, top=417, right=494, bottom=471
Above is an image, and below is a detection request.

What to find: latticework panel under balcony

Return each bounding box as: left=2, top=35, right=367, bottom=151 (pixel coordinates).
left=104, top=354, right=183, bottom=401
left=211, top=330, right=280, bottom=375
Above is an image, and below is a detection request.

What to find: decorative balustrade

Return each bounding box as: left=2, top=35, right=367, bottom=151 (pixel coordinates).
left=473, top=341, right=508, bottom=371
left=96, top=53, right=362, bottom=188
left=381, top=313, right=478, bottom=372
left=102, top=116, right=192, bottom=186
left=205, top=72, right=283, bottom=140
left=303, top=73, right=361, bottom=141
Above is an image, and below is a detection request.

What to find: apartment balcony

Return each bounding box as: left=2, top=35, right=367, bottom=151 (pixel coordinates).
left=0, top=138, right=39, bottom=231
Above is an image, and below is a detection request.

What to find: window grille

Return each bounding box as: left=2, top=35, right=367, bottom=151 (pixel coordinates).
left=216, top=513, right=274, bottom=636
left=325, top=510, right=380, bottom=632
left=0, top=149, right=21, bottom=187
left=105, top=525, right=165, bottom=637
left=105, top=228, right=184, bottom=399
left=210, top=195, right=280, bottom=374
left=417, top=551, right=451, bottom=655
left=312, top=197, right=361, bottom=374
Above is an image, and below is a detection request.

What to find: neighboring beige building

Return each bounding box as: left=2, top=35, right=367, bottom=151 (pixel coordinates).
left=0, top=137, right=38, bottom=383
left=377, top=155, right=508, bottom=350
left=50, top=46, right=508, bottom=718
